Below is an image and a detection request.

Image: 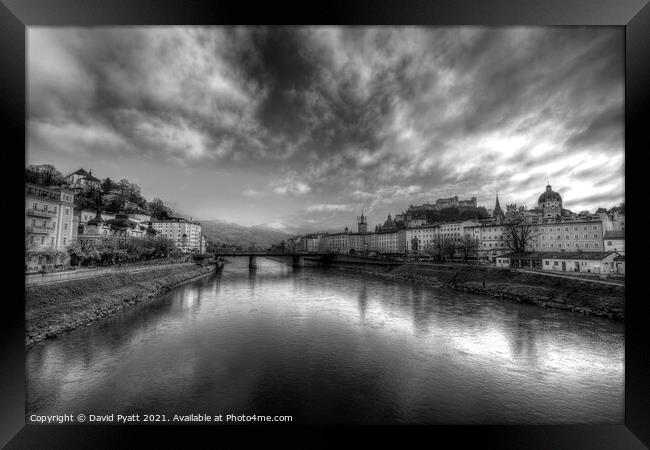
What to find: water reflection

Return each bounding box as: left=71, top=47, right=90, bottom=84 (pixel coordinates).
left=357, top=284, right=368, bottom=321
left=26, top=257, right=624, bottom=424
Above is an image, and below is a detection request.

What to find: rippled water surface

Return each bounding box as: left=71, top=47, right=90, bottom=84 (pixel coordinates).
left=26, top=258, right=624, bottom=424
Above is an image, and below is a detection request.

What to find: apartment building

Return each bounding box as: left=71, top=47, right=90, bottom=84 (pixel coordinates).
left=151, top=217, right=203, bottom=252
left=25, top=183, right=76, bottom=271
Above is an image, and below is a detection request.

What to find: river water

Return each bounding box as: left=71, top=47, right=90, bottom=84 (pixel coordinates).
left=26, top=258, right=624, bottom=424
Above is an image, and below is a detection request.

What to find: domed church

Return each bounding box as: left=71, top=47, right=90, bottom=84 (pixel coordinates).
left=535, top=183, right=575, bottom=220
left=538, top=184, right=563, bottom=219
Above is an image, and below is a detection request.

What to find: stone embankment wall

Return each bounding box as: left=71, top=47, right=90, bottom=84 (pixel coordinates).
left=335, top=263, right=625, bottom=320
left=25, top=264, right=215, bottom=347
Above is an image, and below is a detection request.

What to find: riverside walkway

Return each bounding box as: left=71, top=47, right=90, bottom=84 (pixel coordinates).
left=510, top=268, right=625, bottom=286
left=25, top=261, right=195, bottom=286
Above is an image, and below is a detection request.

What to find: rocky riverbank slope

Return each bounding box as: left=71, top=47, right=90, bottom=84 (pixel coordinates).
left=336, top=263, right=625, bottom=320
left=25, top=264, right=215, bottom=347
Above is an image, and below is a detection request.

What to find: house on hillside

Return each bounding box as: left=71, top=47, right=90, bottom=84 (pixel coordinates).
left=64, top=168, right=102, bottom=190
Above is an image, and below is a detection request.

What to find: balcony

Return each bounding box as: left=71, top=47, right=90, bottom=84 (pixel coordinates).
left=26, top=207, right=57, bottom=218
left=25, top=187, right=60, bottom=200
left=26, top=224, right=55, bottom=234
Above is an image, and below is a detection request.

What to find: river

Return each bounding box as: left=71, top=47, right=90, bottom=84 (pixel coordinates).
left=26, top=257, right=624, bottom=424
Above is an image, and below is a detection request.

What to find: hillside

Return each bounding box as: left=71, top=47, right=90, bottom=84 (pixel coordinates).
left=199, top=220, right=293, bottom=248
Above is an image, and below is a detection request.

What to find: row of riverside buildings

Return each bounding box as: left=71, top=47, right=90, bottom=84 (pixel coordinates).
left=25, top=168, right=206, bottom=272
left=286, top=184, right=625, bottom=276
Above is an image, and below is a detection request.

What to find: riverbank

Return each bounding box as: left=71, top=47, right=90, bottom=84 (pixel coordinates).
left=25, top=264, right=215, bottom=347
left=333, top=262, right=625, bottom=320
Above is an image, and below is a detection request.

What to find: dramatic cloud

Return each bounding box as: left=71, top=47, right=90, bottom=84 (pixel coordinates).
left=28, top=26, right=624, bottom=233
left=306, top=204, right=356, bottom=213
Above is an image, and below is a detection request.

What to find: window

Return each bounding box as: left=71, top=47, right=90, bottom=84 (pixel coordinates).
left=575, top=234, right=579, bottom=239
left=607, top=241, right=612, bottom=245
left=554, top=261, right=558, bottom=265
left=41, top=236, right=45, bottom=244
left=593, top=234, right=598, bottom=238
left=63, top=237, right=67, bottom=245
left=595, top=242, right=599, bottom=247
left=65, top=208, right=69, bottom=215
left=64, top=223, right=68, bottom=230
left=32, top=202, right=37, bottom=209
left=30, top=236, right=34, bottom=244
left=51, top=237, right=54, bottom=245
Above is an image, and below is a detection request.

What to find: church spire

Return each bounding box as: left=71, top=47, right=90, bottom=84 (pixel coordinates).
left=357, top=209, right=368, bottom=233
left=494, top=193, right=504, bottom=225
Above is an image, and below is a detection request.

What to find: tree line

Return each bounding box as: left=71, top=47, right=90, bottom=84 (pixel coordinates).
left=66, top=236, right=178, bottom=267
left=25, top=164, right=175, bottom=219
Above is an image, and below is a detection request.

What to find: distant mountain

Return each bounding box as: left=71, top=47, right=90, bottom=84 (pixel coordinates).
left=199, top=220, right=293, bottom=248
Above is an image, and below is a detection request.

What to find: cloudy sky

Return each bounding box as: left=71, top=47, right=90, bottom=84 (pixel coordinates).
left=27, top=26, right=624, bottom=233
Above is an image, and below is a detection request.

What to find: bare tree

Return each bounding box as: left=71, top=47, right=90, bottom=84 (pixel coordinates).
left=442, top=237, right=456, bottom=261
left=25, top=164, right=65, bottom=186
left=423, top=234, right=446, bottom=261
left=501, top=205, right=538, bottom=253
left=460, top=234, right=479, bottom=261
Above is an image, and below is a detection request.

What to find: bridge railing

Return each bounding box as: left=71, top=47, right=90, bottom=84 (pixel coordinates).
left=212, top=250, right=324, bottom=256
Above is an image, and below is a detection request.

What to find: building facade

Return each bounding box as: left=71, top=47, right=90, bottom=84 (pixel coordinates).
left=303, top=234, right=322, bottom=253
left=319, top=231, right=351, bottom=254
left=497, top=251, right=618, bottom=275
left=611, top=212, right=625, bottom=231
left=466, top=223, right=507, bottom=261
left=151, top=218, right=203, bottom=252
left=127, top=212, right=152, bottom=224
left=403, top=225, right=440, bottom=253
left=200, top=235, right=207, bottom=254
left=603, top=230, right=625, bottom=255
left=74, top=208, right=117, bottom=238
left=527, top=220, right=605, bottom=252
left=349, top=232, right=371, bottom=254
left=25, top=184, right=76, bottom=271
left=369, top=230, right=400, bottom=254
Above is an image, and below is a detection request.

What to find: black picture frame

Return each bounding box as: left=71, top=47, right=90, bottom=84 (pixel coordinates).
left=2, top=0, right=648, bottom=447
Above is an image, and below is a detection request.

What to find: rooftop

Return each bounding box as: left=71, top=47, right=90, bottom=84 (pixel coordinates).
left=69, top=168, right=91, bottom=177
left=408, top=224, right=440, bottom=230
left=151, top=217, right=201, bottom=225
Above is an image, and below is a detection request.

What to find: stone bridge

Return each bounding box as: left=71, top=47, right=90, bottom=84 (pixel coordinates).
left=212, top=251, right=401, bottom=269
